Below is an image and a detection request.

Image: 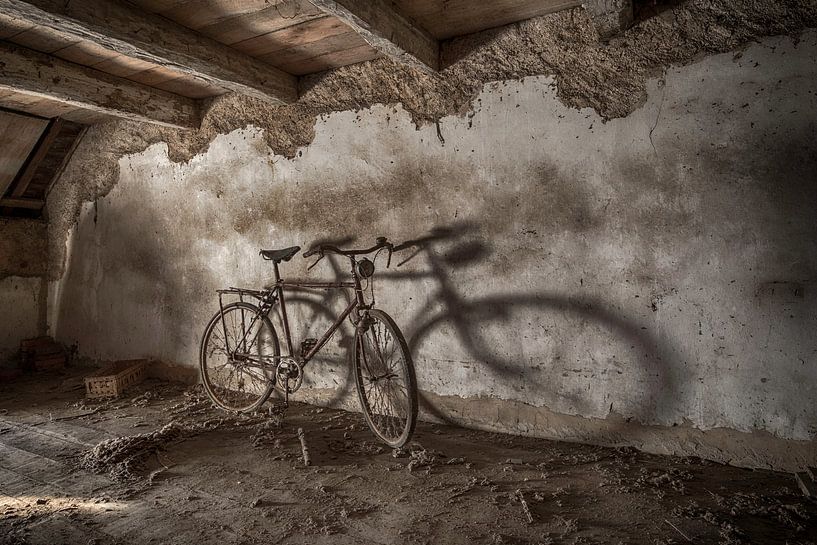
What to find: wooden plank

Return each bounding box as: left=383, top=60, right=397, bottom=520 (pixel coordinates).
left=232, top=16, right=348, bottom=58
left=53, top=40, right=119, bottom=66
left=196, top=1, right=325, bottom=46
left=59, top=109, right=113, bottom=126
left=307, top=0, right=439, bottom=71
left=280, top=43, right=379, bottom=75
left=0, top=111, right=48, bottom=197
left=91, top=55, right=157, bottom=78
left=0, top=197, right=45, bottom=209
left=127, top=66, right=186, bottom=88
left=128, top=0, right=190, bottom=13
left=0, top=92, right=77, bottom=118
left=6, top=118, right=64, bottom=201
left=152, top=77, right=226, bottom=100
left=44, top=127, right=87, bottom=199
left=259, top=30, right=368, bottom=67
left=8, top=24, right=79, bottom=53
left=0, top=0, right=298, bottom=104
left=0, top=17, right=34, bottom=39
left=159, top=0, right=293, bottom=30
left=393, top=0, right=582, bottom=40
left=0, top=42, right=199, bottom=129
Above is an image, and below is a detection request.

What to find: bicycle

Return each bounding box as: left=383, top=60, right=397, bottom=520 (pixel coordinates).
left=198, top=237, right=418, bottom=448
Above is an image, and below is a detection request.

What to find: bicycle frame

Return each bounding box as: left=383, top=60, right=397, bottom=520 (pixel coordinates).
left=216, top=256, right=369, bottom=375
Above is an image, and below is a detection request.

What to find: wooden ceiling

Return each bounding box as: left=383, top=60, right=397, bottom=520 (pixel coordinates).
left=0, top=0, right=594, bottom=215
left=0, top=109, right=85, bottom=217
left=0, top=0, right=582, bottom=127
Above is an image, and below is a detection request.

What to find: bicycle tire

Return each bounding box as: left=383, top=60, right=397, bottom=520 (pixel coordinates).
left=354, top=309, right=418, bottom=447
left=199, top=302, right=279, bottom=412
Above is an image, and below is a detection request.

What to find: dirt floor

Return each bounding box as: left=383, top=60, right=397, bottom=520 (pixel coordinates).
left=1, top=367, right=815, bottom=545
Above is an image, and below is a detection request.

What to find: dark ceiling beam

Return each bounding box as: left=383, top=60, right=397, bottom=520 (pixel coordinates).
left=0, top=0, right=298, bottom=104
left=0, top=197, right=43, bottom=209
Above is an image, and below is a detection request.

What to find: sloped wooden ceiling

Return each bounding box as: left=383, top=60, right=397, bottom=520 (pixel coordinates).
left=0, top=111, right=85, bottom=218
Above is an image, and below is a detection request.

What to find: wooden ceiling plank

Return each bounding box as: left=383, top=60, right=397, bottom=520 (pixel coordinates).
left=0, top=0, right=298, bottom=104
left=126, top=66, right=187, bottom=87
left=392, top=0, right=582, bottom=40
left=54, top=40, right=120, bottom=66
left=196, top=1, right=325, bottom=46
left=0, top=197, right=45, bottom=209
left=7, top=118, right=64, bottom=201
left=0, top=42, right=199, bottom=129
left=0, top=18, right=35, bottom=39
left=232, top=16, right=347, bottom=57
left=152, top=77, right=226, bottom=100
left=280, top=43, right=379, bottom=75
left=59, top=109, right=113, bottom=125
left=160, top=0, right=294, bottom=30
left=8, top=24, right=80, bottom=53
left=45, top=127, right=87, bottom=200
left=0, top=111, right=48, bottom=197
left=306, top=0, right=439, bottom=72
left=91, top=55, right=158, bottom=78
left=258, top=30, right=367, bottom=67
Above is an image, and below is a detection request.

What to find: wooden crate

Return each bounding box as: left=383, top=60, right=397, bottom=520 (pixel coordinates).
left=84, top=360, right=147, bottom=399
left=35, top=354, right=66, bottom=371
left=20, top=336, right=66, bottom=371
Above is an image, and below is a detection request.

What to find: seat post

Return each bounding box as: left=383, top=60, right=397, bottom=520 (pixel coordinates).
left=273, top=262, right=281, bottom=283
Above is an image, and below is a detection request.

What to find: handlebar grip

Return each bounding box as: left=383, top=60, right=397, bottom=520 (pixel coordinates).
left=303, top=248, right=319, bottom=258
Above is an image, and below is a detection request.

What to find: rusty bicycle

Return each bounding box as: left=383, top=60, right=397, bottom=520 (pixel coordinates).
left=199, top=237, right=418, bottom=447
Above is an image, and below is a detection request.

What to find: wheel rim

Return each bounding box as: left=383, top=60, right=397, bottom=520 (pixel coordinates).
left=201, top=305, right=278, bottom=411
left=356, top=315, right=412, bottom=445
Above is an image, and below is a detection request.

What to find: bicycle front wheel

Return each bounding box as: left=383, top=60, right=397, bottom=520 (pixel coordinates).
left=199, top=302, right=279, bottom=412
left=354, top=309, right=418, bottom=448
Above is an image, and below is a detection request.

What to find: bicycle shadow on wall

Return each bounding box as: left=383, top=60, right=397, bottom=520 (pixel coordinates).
left=293, top=222, right=685, bottom=436
left=386, top=223, right=685, bottom=435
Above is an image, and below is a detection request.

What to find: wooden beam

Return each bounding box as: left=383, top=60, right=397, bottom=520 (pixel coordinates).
left=0, top=0, right=298, bottom=104
left=307, top=0, right=439, bottom=72
left=0, top=110, right=47, bottom=196
left=0, top=197, right=44, bottom=209
left=7, top=117, right=63, bottom=199
left=0, top=42, right=199, bottom=129
left=45, top=127, right=87, bottom=200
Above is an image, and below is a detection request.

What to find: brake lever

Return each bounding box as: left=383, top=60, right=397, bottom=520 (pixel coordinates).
left=307, top=253, right=324, bottom=271
left=386, top=246, right=392, bottom=268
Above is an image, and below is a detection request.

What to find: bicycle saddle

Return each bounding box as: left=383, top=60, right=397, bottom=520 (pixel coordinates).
left=260, top=246, right=301, bottom=263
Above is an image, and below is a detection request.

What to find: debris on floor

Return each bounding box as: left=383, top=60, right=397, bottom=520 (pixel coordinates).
left=1, top=369, right=815, bottom=545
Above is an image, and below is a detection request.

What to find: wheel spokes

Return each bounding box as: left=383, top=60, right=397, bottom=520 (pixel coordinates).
left=203, top=306, right=277, bottom=410
left=358, top=317, right=410, bottom=442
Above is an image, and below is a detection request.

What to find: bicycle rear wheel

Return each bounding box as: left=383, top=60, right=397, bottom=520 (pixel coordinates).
left=199, top=302, right=279, bottom=412
left=354, top=309, right=418, bottom=447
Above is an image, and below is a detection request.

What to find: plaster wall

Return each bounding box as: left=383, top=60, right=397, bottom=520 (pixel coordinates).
left=0, top=218, right=47, bottom=364
left=49, top=32, right=817, bottom=469
left=0, top=277, right=43, bottom=363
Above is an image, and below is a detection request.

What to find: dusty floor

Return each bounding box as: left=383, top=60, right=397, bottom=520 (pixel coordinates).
left=1, top=367, right=814, bottom=545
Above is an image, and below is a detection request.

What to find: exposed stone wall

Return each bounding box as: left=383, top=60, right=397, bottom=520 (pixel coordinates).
left=45, top=2, right=817, bottom=469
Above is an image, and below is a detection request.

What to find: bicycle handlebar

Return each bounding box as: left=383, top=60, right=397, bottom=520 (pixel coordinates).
left=303, top=237, right=392, bottom=259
